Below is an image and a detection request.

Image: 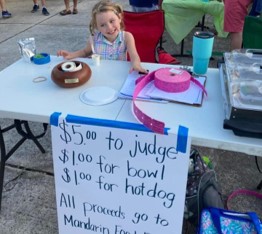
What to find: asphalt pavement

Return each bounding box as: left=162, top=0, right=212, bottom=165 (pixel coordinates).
left=0, top=0, right=261, bottom=233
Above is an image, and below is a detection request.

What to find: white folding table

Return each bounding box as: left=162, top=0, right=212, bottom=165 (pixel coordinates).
left=0, top=56, right=261, bottom=209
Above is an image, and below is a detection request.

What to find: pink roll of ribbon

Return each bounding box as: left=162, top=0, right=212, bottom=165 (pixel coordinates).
left=154, top=68, right=191, bottom=93
left=133, top=68, right=207, bottom=134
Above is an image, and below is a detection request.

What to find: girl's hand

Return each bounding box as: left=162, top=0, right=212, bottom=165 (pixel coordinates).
left=129, top=62, right=148, bottom=74
left=57, top=50, right=73, bottom=60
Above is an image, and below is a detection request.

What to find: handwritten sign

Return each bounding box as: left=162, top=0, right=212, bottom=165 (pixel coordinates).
left=50, top=113, right=191, bottom=234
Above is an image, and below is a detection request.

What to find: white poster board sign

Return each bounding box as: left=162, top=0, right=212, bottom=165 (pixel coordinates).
left=50, top=113, right=191, bottom=234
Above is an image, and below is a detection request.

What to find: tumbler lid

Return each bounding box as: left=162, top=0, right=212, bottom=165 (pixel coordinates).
left=194, top=31, right=214, bottom=39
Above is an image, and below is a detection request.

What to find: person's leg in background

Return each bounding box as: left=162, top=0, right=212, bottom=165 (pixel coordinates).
left=72, top=0, right=78, bottom=14
left=31, top=0, right=39, bottom=13
left=224, top=0, right=253, bottom=50
left=60, top=0, right=71, bottom=15
left=230, top=32, right=243, bottom=50
left=0, top=0, right=11, bottom=18
left=31, top=0, right=49, bottom=16
left=41, top=0, right=49, bottom=16
left=60, top=0, right=78, bottom=16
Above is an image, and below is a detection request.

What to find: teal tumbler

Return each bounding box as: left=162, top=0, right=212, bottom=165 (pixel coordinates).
left=192, top=31, right=214, bottom=75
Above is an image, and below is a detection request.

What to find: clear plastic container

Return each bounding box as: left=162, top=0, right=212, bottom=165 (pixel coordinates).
left=224, top=49, right=262, bottom=111
left=17, top=37, right=36, bottom=63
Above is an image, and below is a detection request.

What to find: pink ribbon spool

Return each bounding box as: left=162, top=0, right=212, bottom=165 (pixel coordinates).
left=133, top=68, right=207, bottom=134
left=154, top=68, right=191, bottom=93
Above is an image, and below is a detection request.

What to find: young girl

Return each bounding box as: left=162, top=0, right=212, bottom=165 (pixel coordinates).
left=57, top=0, right=147, bottom=73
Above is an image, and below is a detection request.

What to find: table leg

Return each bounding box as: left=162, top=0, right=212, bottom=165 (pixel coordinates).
left=14, top=120, right=47, bottom=153
left=257, top=180, right=262, bottom=190
left=0, top=120, right=48, bottom=210
left=255, top=156, right=262, bottom=190
left=172, top=39, right=192, bottom=58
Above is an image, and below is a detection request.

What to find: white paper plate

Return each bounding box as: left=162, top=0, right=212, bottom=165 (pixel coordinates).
left=79, top=86, right=118, bottom=106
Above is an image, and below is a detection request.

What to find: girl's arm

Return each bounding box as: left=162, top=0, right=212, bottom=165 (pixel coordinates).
left=57, top=40, right=93, bottom=60
left=125, top=31, right=148, bottom=73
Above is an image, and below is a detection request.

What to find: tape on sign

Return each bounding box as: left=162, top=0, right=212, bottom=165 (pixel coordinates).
left=61, top=61, right=76, bottom=72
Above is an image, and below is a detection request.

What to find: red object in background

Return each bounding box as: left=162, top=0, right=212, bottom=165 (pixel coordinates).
left=124, top=10, right=164, bottom=63
left=123, top=10, right=180, bottom=64
left=157, top=47, right=181, bottom=64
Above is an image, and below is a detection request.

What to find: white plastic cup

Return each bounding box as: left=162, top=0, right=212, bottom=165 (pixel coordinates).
left=92, top=54, right=101, bottom=66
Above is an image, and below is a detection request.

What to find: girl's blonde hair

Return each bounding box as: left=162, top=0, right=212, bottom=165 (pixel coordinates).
left=89, top=0, right=124, bottom=35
